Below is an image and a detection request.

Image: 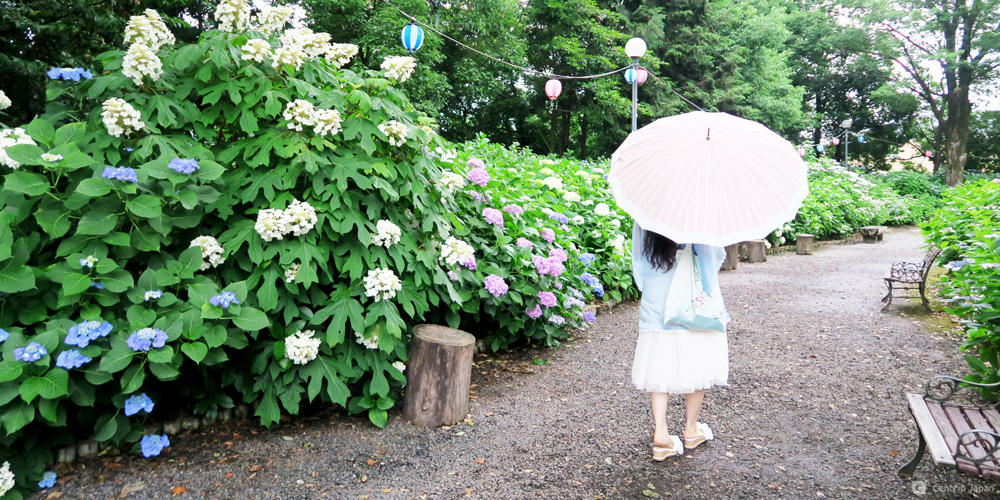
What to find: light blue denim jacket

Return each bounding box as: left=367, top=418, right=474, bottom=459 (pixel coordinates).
left=631, top=223, right=729, bottom=331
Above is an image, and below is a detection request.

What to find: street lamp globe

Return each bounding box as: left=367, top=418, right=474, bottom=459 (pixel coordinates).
left=625, top=38, right=647, bottom=59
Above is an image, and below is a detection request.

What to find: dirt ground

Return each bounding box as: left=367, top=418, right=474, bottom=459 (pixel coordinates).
left=36, top=226, right=999, bottom=499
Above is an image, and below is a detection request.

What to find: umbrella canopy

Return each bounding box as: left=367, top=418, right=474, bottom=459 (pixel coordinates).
left=608, top=111, right=808, bottom=247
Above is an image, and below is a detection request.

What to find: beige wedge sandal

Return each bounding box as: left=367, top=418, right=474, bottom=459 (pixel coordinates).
left=651, top=435, right=684, bottom=461
left=683, top=422, right=714, bottom=450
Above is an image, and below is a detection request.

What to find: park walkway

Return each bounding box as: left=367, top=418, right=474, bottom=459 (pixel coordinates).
left=48, top=226, right=989, bottom=499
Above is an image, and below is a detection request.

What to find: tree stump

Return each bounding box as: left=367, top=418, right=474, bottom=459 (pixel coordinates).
left=404, top=324, right=476, bottom=427
left=796, top=234, right=814, bottom=255
left=860, top=226, right=884, bottom=243
left=739, top=240, right=767, bottom=263
left=721, top=244, right=739, bottom=271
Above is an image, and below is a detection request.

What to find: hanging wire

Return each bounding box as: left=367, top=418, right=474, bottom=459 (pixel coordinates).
left=381, top=0, right=630, bottom=80
left=646, top=72, right=705, bottom=111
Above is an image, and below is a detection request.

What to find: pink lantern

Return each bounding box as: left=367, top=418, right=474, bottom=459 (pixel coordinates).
left=832, top=137, right=840, bottom=146
left=796, top=148, right=805, bottom=157
left=544, top=79, right=562, bottom=100
left=636, top=67, right=648, bottom=85
left=925, top=151, right=933, bottom=158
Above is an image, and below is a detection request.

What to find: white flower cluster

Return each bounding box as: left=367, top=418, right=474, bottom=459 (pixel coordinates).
left=541, top=176, right=563, bottom=190
left=378, top=120, right=408, bottom=146
left=313, top=109, right=343, bottom=137
left=254, top=199, right=318, bottom=241
left=0, top=90, right=10, bottom=110
left=284, top=329, right=321, bottom=365
left=282, top=100, right=342, bottom=137
left=610, top=234, right=626, bottom=254
left=0, top=461, right=13, bottom=497
left=594, top=202, right=610, bottom=216
left=355, top=330, right=379, bottom=350
left=122, top=43, right=163, bottom=85
left=325, top=43, right=359, bottom=68
left=271, top=28, right=332, bottom=70
left=241, top=39, right=271, bottom=63
left=255, top=5, right=294, bottom=34
left=440, top=237, right=474, bottom=266
left=381, top=56, right=417, bottom=82
left=124, top=9, right=175, bottom=51
left=563, top=191, right=581, bottom=203
left=439, top=171, right=465, bottom=192
left=371, top=219, right=402, bottom=247
left=392, top=361, right=406, bottom=373
left=41, top=153, right=63, bottom=162
left=0, top=127, right=36, bottom=169
left=101, top=98, right=143, bottom=137
left=190, top=235, right=225, bottom=270
left=364, top=268, right=402, bottom=302
left=214, top=0, right=252, bottom=32
left=285, top=262, right=300, bottom=283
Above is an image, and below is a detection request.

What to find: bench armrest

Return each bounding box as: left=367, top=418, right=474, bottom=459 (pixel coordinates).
left=955, top=430, right=1000, bottom=465
left=926, top=375, right=1000, bottom=407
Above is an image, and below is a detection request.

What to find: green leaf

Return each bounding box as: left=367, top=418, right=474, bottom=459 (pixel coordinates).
left=233, top=307, right=270, bottom=331
left=97, top=344, right=135, bottom=374
left=2, top=403, right=34, bottom=435
left=149, top=361, right=180, bottom=380
left=101, top=269, right=134, bottom=293
left=120, top=363, right=146, bottom=393
left=20, top=370, right=69, bottom=403
left=76, top=178, right=111, bottom=197
left=77, top=211, right=119, bottom=235
left=55, top=122, right=87, bottom=144
left=34, top=209, right=72, bottom=238
left=0, top=261, right=35, bottom=293
left=92, top=413, right=118, bottom=441
left=181, top=342, right=208, bottom=363
left=370, top=366, right=389, bottom=397
left=38, top=397, right=59, bottom=423
left=61, top=272, right=91, bottom=295
left=368, top=408, right=388, bottom=428
left=0, top=361, right=23, bottom=383
left=3, top=171, right=49, bottom=196
left=127, top=194, right=162, bottom=218
left=255, top=389, right=280, bottom=427
left=147, top=345, right=174, bottom=364
left=4, top=144, right=46, bottom=168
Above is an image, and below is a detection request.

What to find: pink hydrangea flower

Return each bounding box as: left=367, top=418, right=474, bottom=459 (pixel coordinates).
left=548, top=248, right=568, bottom=262
left=483, top=208, right=504, bottom=227
left=516, top=237, right=533, bottom=249
left=483, top=274, right=509, bottom=297
left=503, top=204, right=524, bottom=215
left=462, top=258, right=477, bottom=270
left=467, top=158, right=485, bottom=169
left=538, top=291, right=557, bottom=308
left=532, top=255, right=551, bottom=275
left=526, top=304, right=543, bottom=318
left=467, top=166, right=490, bottom=187
left=541, top=228, right=555, bottom=243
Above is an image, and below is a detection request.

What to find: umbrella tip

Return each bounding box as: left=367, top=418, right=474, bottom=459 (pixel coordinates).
left=706, top=127, right=711, bottom=141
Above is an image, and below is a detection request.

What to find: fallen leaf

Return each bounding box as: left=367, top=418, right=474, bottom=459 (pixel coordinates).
left=225, top=473, right=233, bottom=478
left=172, top=486, right=186, bottom=495
left=105, top=463, right=122, bottom=469
left=281, top=436, right=294, bottom=441
left=889, top=450, right=898, bottom=456
left=641, top=490, right=659, bottom=498
left=44, top=492, right=63, bottom=500
left=248, top=465, right=261, bottom=473
left=366, top=459, right=377, bottom=466
left=474, top=458, right=485, bottom=464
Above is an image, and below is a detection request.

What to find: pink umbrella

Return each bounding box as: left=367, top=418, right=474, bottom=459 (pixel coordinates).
left=608, top=111, right=808, bottom=247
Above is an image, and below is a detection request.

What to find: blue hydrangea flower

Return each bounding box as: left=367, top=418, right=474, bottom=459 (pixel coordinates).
left=209, top=291, right=239, bottom=309
left=140, top=434, right=170, bottom=457
left=79, top=255, right=98, bottom=268
left=124, top=147, right=135, bottom=152
left=549, top=212, right=569, bottom=224
left=944, top=259, right=974, bottom=271
left=37, top=470, right=57, bottom=489
left=548, top=315, right=565, bottom=325
left=0, top=328, right=9, bottom=343
left=47, top=67, right=92, bottom=81
left=127, top=328, right=168, bottom=352
left=90, top=280, right=105, bottom=289
left=46, top=67, right=62, bottom=79
left=569, top=288, right=584, bottom=299
left=168, top=158, right=199, bottom=174
left=579, top=272, right=599, bottom=287
left=14, top=342, right=47, bottom=362
left=102, top=166, right=138, bottom=183
left=144, top=290, right=163, bottom=301
left=582, top=311, right=597, bottom=322
left=124, top=393, right=155, bottom=416
left=65, top=320, right=113, bottom=348
left=56, top=349, right=93, bottom=369
left=578, top=253, right=596, bottom=267
left=592, top=282, right=605, bottom=298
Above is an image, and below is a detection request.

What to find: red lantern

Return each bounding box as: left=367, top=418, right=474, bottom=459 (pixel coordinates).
left=544, top=79, right=562, bottom=100
left=832, top=137, right=840, bottom=146
left=925, top=151, right=933, bottom=158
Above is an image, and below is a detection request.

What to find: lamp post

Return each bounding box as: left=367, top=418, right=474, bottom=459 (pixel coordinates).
left=840, top=119, right=852, bottom=166
left=625, top=37, right=646, bottom=132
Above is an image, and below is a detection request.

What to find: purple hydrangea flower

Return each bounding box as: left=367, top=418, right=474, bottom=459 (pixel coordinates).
left=583, top=311, right=597, bottom=322
left=516, top=237, right=533, bottom=249
left=549, top=212, right=569, bottom=224
left=127, top=328, right=168, bottom=352
left=102, top=166, right=139, bottom=183
left=466, top=158, right=486, bottom=169
left=447, top=270, right=460, bottom=281
left=462, top=258, right=477, bottom=270
left=483, top=275, right=509, bottom=297
left=140, top=434, right=170, bottom=457
left=467, top=166, right=490, bottom=187
left=0, top=328, right=9, bottom=343
left=592, top=282, right=605, bottom=297
left=503, top=204, right=524, bottom=215
left=91, top=280, right=105, bottom=289
left=548, top=248, right=568, bottom=262
left=209, top=291, right=239, bottom=309
left=65, top=320, right=113, bottom=348
left=578, top=253, right=596, bottom=267
left=564, top=297, right=585, bottom=308
left=56, top=349, right=93, bottom=369
left=38, top=471, right=57, bottom=489
left=532, top=255, right=551, bottom=275
left=14, top=342, right=47, bottom=362
left=469, top=191, right=490, bottom=203
left=124, top=393, right=155, bottom=416
left=540, top=228, right=556, bottom=243
left=168, top=158, right=200, bottom=174
left=483, top=208, right=504, bottom=227
left=538, top=291, right=557, bottom=308
left=526, top=304, right=543, bottom=318
left=548, top=315, right=565, bottom=325
left=553, top=281, right=563, bottom=289
left=570, top=288, right=583, bottom=299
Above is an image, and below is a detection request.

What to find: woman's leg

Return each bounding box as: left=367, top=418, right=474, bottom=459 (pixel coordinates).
left=651, top=392, right=670, bottom=445
left=683, top=390, right=706, bottom=437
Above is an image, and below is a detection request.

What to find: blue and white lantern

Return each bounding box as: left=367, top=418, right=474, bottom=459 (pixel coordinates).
left=816, top=144, right=825, bottom=153
left=857, top=134, right=866, bottom=143
left=624, top=66, right=648, bottom=85
left=401, top=23, right=424, bottom=53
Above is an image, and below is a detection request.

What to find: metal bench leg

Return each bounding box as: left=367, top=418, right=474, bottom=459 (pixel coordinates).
left=899, top=408, right=928, bottom=478
left=919, top=282, right=931, bottom=313
left=881, top=280, right=893, bottom=311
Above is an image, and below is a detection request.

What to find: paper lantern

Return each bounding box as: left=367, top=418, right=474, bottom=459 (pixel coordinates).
left=857, top=135, right=866, bottom=143
left=816, top=144, right=825, bottom=153
left=544, top=79, right=562, bottom=100
left=401, top=23, right=424, bottom=52
left=796, top=148, right=805, bottom=157
left=624, top=66, right=648, bottom=85
left=925, top=151, right=933, bottom=158
left=832, top=137, right=840, bottom=146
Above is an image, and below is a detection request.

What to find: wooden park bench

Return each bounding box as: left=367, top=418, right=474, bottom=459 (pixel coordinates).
left=900, top=375, right=1000, bottom=480
left=881, top=247, right=941, bottom=312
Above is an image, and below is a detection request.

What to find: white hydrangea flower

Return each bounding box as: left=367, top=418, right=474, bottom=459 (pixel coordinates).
left=284, top=199, right=317, bottom=236
left=378, top=120, right=408, bottom=146
left=0, top=90, right=11, bottom=110
left=283, top=99, right=316, bottom=131
left=41, top=153, right=63, bottom=162
left=190, top=235, right=225, bottom=270
left=324, top=43, right=359, bottom=68
left=214, top=0, right=252, bottom=32
left=355, top=330, right=379, bottom=350
left=285, top=262, right=300, bottom=283
left=122, top=43, right=163, bottom=85
left=439, top=171, right=465, bottom=193
left=0, top=461, right=13, bottom=497
left=419, top=124, right=435, bottom=135
left=371, top=219, right=402, bottom=247
left=440, top=237, right=474, bottom=266
left=594, top=202, right=611, bottom=217
left=380, top=56, right=416, bottom=82
left=392, top=361, right=406, bottom=373
left=0, top=128, right=37, bottom=169
left=313, top=108, right=343, bottom=137
left=241, top=38, right=271, bottom=63
left=280, top=28, right=330, bottom=58
left=284, top=329, right=321, bottom=364
left=610, top=234, right=626, bottom=254
left=610, top=219, right=621, bottom=228
left=255, top=5, right=294, bottom=34
left=124, top=9, right=175, bottom=51
left=563, top=191, right=581, bottom=203
left=582, top=200, right=595, bottom=206
left=539, top=168, right=555, bottom=176
left=101, top=98, right=143, bottom=137
left=541, top=176, right=563, bottom=190
left=255, top=208, right=289, bottom=241
left=363, top=268, right=402, bottom=302
left=571, top=215, right=585, bottom=224
left=272, top=44, right=306, bottom=70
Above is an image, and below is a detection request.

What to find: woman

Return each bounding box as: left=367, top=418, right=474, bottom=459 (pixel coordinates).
left=631, top=222, right=729, bottom=460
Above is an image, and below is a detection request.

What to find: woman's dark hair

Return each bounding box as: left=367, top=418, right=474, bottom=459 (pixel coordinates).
left=642, top=229, right=679, bottom=271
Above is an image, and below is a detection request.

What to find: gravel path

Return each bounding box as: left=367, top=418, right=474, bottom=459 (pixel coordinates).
left=41, top=226, right=997, bottom=499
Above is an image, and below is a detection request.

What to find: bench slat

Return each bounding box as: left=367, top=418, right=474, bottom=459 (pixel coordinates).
left=982, top=408, right=1000, bottom=433
left=908, top=394, right=956, bottom=465
left=945, top=405, right=990, bottom=467
left=962, top=409, right=1000, bottom=471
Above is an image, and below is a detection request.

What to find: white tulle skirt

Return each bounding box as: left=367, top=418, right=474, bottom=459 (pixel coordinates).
left=631, top=328, right=729, bottom=394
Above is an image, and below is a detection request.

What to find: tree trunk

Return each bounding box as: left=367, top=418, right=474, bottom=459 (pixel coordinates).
left=579, top=116, right=588, bottom=159
left=403, top=324, right=476, bottom=427
left=558, top=108, right=571, bottom=155
left=942, top=76, right=971, bottom=186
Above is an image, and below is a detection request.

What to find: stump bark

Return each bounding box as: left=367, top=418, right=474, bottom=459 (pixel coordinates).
left=739, top=240, right=767, bottom=263
left=796, top=234, right=814, bottom=255
left=721, top=244, right=739, bottom=271
left=404, top=324, right=476, bottom=427
left=860, top=226, right=884, bottom=243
